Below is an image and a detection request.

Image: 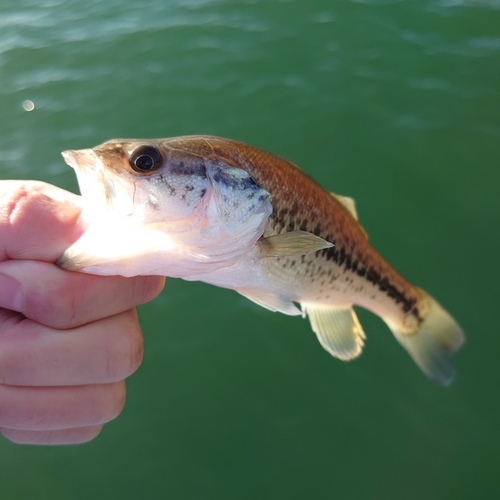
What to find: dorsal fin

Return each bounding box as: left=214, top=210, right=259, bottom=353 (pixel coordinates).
left=330, top=192, right=368, bottom=239
left=330, top=192, right=358, bottom=220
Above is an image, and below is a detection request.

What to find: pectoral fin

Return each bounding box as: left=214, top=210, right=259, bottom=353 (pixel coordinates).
left=257, top=231, right=333, bottom=258
left=237, top=288, right=301, bottom=316
left=302, top=303, right=366, bottom=360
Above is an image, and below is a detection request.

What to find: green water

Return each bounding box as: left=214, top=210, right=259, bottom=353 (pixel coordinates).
left=1, top=0, right=499, bottom=498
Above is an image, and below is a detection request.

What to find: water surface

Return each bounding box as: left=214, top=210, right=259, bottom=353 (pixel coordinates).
left=1, top=1, right=499, bottom=499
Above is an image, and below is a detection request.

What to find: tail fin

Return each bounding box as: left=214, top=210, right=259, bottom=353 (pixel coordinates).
left=386, top=293, right=465, bottom=385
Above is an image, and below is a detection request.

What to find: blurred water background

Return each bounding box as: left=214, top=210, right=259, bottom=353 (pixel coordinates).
left=1, top=0, right=499, bottom=498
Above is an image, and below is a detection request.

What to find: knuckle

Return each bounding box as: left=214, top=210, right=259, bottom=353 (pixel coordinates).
left=110, top=310, right=144, bottom=380
left=135, top=276, right=165, bottom=304
left=46, top=278, right=80, bottom=329
left=22, top=269, right=77, bottom=329
left=0, top=184, right=33, bottom=226
left=1, top=187, right=51, bottom=246
left=105, top=381, right=126, bottom=421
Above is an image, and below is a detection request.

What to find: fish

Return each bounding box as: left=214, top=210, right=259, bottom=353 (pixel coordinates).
left=57, top=135, right=465, bottom=385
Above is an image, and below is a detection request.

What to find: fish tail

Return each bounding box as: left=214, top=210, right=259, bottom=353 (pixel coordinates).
left=385, top=291, right=465, bottom=385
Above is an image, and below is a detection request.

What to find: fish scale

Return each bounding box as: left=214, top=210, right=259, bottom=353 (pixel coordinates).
left=58, top=135, right=465, bottom=385
left=211, top=136, right=423, bottom=319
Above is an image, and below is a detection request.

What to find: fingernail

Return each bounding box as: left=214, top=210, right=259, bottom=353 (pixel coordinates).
left=0, top=272, right=24, bottom=312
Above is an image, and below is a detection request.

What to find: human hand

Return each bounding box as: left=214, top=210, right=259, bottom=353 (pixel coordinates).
left=0, top=181, right=165, bottom=445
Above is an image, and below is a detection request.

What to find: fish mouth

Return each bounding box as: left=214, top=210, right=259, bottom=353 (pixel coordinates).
left=62, top=149, right=99, bottom=173
left=61, top=147, right=136, bottom=220
left=61, top=148, right=112, bottom=219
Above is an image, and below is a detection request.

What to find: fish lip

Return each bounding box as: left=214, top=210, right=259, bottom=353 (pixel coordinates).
left=62, top=148, right=138, bottom=219
left=62, top=148, right=113, bottom=214
left=61, top=149, right=99, bottom=173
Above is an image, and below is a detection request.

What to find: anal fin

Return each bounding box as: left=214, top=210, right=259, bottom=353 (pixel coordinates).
left=237, top=288, right=302, bottom=316
left=302, top=303, right=366, bottom=360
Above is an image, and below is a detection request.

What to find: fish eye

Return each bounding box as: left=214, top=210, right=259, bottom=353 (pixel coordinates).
left=130, top=146, right=163, bottom=173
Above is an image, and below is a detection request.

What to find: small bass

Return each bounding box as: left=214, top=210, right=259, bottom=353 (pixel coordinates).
left=58, top=136, right=465, bottom=385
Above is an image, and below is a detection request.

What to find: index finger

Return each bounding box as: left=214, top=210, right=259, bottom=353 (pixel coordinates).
left=0, top=181, right=84, bottom=262
left=0, top=181, right=165, bottom=327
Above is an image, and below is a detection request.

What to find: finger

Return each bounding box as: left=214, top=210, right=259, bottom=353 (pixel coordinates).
left=1, top=425, right=103, bottom=445
left=0, top=260, right=165, bottom=329
left=0, top=308, right=143, bottom=386
left=0, top=381, right=126, bottom=431
left=0, top=181, right=84, bottom=262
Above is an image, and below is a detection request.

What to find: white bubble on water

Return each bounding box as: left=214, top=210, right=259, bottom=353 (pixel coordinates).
left=22, top=100, right=35, bottom=111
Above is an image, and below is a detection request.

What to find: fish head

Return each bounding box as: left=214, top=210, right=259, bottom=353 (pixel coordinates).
left=62, top=139, right=209, bottom=225
left=58, top=137, right=272, bottom=276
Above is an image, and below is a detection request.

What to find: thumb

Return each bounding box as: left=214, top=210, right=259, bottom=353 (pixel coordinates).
left=0, top=181, right=84, bottom=263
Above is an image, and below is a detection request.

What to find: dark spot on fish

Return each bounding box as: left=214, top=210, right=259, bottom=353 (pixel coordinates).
left=366, top=268, right=380, bottom=284
left=358, top=268, right=421, bottom=318
left=147, top=199, right=159, bottom=210
left=274, top=208, right=287, bottom=227
left=338, top=247, right=346, bottom=267
left=158, top=175, right=176, bottom=196
left=325, top=247, right=337, bottom=262
left=345, top=255, right=352, bottom=271
left=212, top=169, right=261, bottom=192
left=200, top=188, right=207, bottom=197
left=184, top=185, right=194, bottom=191
left=299, top=219, right=309, bottom=231
left=170, top=161, right=207, bottom=177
